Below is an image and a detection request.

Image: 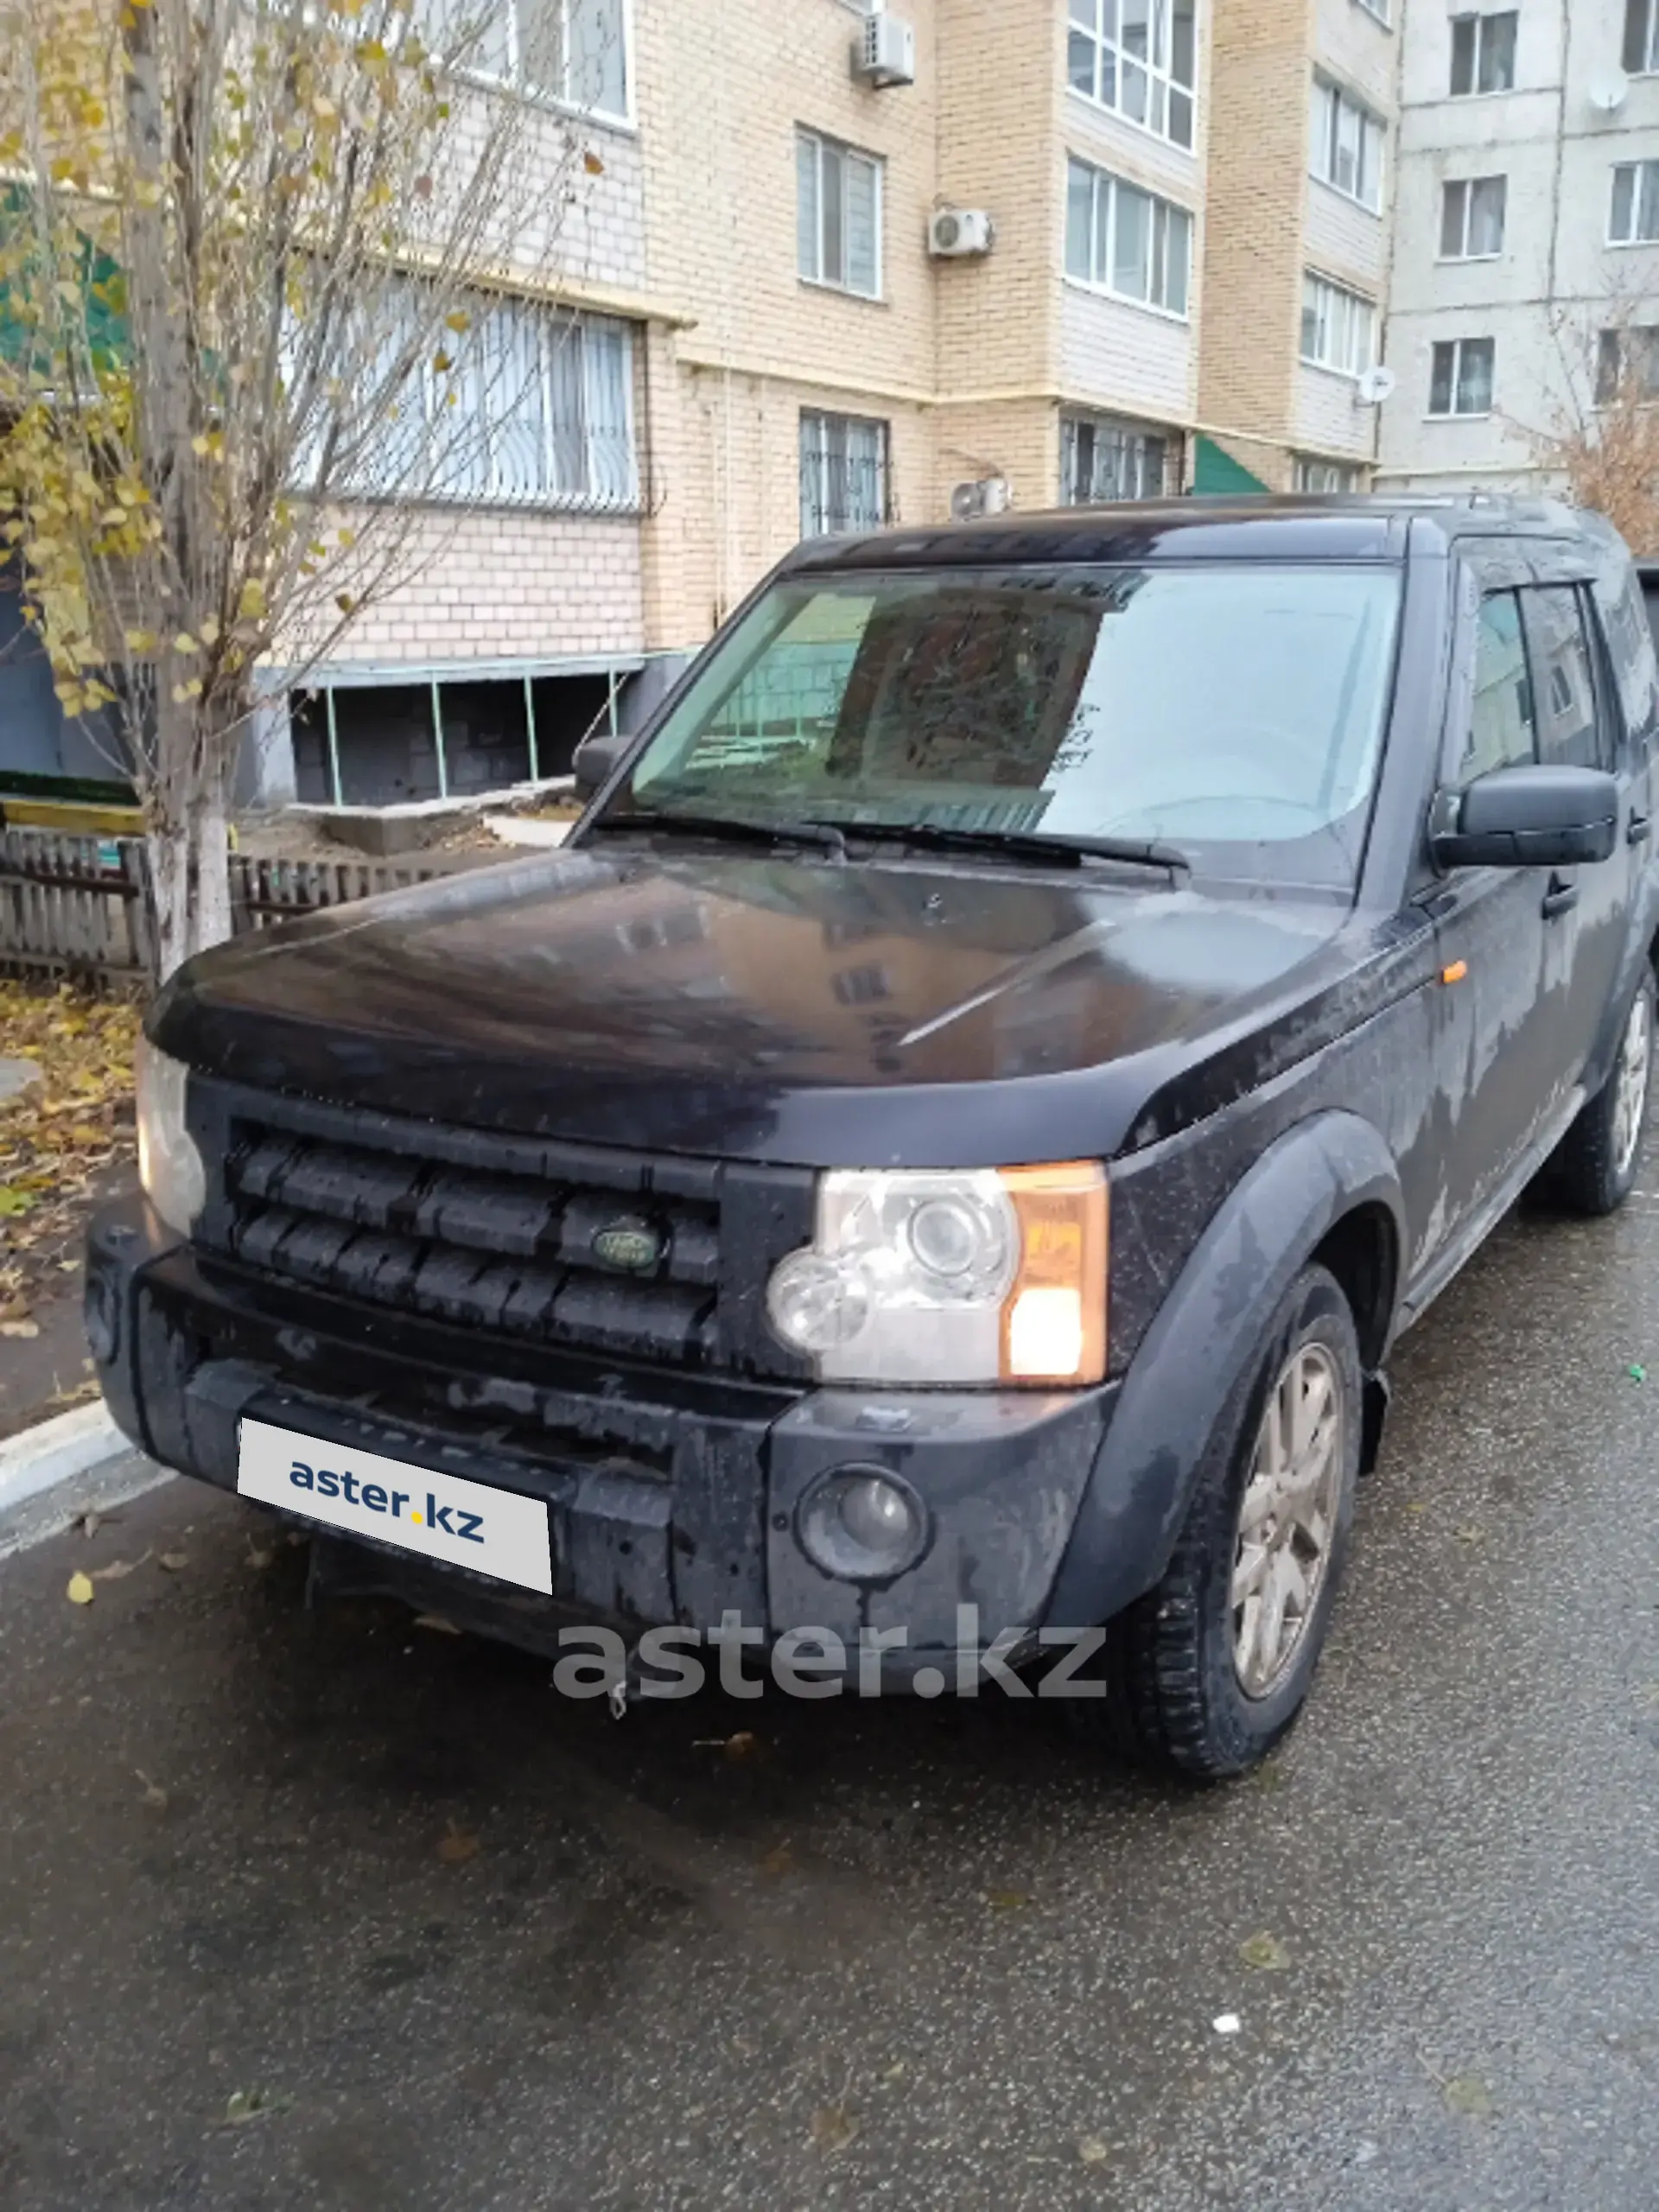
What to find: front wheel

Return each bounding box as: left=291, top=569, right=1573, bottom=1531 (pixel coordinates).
left=1098, top=1264, right=1363, bottom=1781
left=1551, top=969, right=1655, bottom=1217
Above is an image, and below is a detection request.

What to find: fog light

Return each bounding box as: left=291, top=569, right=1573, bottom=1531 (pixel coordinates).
left=796, top=1465, right=928, bottom=1582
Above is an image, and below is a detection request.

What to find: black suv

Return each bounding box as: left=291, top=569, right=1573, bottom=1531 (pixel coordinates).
left=88, top=496, right=1659, bottom=1777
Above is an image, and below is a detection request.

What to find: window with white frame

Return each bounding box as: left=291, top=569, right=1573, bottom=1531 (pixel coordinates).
left=414, top=0, right=630, bottom=122
left=1065, top=156, right=1192, bottom=316
left=1429, top=337, right=1495, bottom=416
left=1065, top=0, right=1198, bottom=152
left=1300, top=273, right=1376, bottom=377
left=1611, top=162, right=1659, bottom=243
left=1624, top=0, right=1659, bottom=73
left=1353, top=0, right=1391, bottom=24
left=1295, top=458, right=1366, bottom=493
left=1598, top=327, right=1659, bottom=403
left=1308, top=77, right=1385, bottom=211
left=797, top=130, right=882, bottom=299
left=1060, top=413, right=1173, bottom=502
left=312, top=290, right=637, bottom=511
left=1448, top=11, right=1516, bottom=96
left=1440, top=175, right=1507, bottom=258
left=799, top=410, right=889, bottom=537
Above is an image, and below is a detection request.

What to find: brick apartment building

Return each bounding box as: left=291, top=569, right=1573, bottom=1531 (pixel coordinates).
left=10, top=1, right=1655, bottom=811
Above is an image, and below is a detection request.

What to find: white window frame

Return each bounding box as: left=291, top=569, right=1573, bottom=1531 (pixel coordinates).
left=1428, top=336, right=1496, bottom=418
left=797, top=128, right=884, bottom=302
left=1065, top=0, right=1198, bottom=154
left=1064, top=156, right=1194, bottom=321
left=1353, top=0, right=1391, bottom=25
left=1440, top=175, right=1508, bottom=260
left=1309, top=75, right=1385, bottom=213
left=1448, top=10, right=1517, bottom=99
left=1610, top=161, right=1659, bottom=245
left=1300, top=272, right=1376, bottom=378
left=415, top=0, right=634, bottom=129
left=798, top=409, right=891, bottom=537
left=1060, top=412, right=1173, bottom=504
left=1295, top=457, right=1365, bottom=493
left=1624, top=0, right=1659, bottom=75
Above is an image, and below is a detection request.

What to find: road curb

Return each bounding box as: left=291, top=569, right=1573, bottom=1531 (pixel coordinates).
left=0, top=1402, right=172, bottom=1558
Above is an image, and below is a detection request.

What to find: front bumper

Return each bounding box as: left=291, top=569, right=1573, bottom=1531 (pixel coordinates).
left=86, top=1197, right=1119, bottom=1673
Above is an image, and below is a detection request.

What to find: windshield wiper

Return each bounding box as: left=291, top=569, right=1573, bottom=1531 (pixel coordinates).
left=800, top=817, right=1189, bottom=877
left=588, top=808, right=846, bottom=857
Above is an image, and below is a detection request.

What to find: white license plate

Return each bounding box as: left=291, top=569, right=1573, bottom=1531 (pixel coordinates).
left=237, top=1416, right=554, bottom=1595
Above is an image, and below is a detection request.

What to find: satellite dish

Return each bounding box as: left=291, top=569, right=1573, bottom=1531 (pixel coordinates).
left=1356, top=364, right=1397, bottom=406
left=1590, top=69, right=1630, bottom=114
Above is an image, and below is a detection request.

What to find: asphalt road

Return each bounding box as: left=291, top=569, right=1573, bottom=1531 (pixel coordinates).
left=2, top=1187, right=1656, bottom=2212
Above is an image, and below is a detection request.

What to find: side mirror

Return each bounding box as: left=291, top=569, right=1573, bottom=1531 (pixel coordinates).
left=1430, top=763, right=1619, bottom=871
left=573, top=731, right=626, bottom=798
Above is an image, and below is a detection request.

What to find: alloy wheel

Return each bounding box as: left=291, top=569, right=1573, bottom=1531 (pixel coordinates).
left=1612, top=988, right=1652, bottom=1182
left=1231, top=1344, right=1345, bottom=1700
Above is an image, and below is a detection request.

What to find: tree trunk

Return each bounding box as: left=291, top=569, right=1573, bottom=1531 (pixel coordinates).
left=147, top=690, right=238, bottom=982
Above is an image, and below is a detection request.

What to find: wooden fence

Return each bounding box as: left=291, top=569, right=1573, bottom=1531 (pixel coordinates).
left=0, top=829, right=494, bottom=987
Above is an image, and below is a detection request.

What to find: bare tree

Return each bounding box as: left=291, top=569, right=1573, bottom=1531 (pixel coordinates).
left=1526, top=289, right=1659, bottom=556
left=0, top=0, right=614, bottom=976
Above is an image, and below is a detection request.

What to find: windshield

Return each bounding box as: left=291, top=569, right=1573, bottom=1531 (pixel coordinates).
left=613, top=563, right=1403, bottom=889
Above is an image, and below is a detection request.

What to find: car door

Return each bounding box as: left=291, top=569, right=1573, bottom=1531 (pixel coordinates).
left=1517, top=578, right=1633, bottom=1074
left=1424, top=572, right=1581, bottom=1236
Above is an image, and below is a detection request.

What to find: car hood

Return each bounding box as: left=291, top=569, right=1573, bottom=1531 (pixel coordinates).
left=152, top=845, right=1364, bottom=1166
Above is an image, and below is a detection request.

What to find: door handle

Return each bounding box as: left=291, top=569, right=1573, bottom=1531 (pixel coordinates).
left=1628, top=810, right=1651, bottom=845
left=1541, top=874, right=1579, bottom=920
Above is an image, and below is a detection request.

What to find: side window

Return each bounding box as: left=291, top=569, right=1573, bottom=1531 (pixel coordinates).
left=1462, top=589, right=1535, bottom=780
left=1522, top=585, right=1605, bottom=771
left=1592, top=561, right=1659, bottom=745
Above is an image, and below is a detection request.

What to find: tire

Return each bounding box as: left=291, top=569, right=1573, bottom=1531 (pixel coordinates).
left=1083, top=1264, right=1363, bottom=1782
left=1551, top=968, right=1655, bottom=1217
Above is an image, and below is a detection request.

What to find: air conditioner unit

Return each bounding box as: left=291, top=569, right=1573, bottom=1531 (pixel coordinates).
left=852, top=13, right=916, bottom=89
left=929, top=207, right=995, bottom=258
left=950, top=476, right=1011, bottom=521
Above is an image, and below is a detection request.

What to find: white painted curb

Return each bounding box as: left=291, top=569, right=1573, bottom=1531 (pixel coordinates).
left=0, top=1402, right=174, bottom=1559
left=0, top=1401, right=130, bottom=1517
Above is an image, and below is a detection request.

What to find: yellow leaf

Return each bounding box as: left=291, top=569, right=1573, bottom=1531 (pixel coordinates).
left=172, top=632, right=198, bottom=655
left=334, top=592, right=356, bottom=614
left=444, top=309, right=471, bottom=334
left=431, top=350, right=453, bottom=373
left=335, top=525, right=356, bottom=549
left=67, top=1572, right=95, bottom=1605
left=238, top=578, right=267, bottom=620
left=124, top=628, right=157, bottom=652
left=436, top=1822, right=480, bottom=1865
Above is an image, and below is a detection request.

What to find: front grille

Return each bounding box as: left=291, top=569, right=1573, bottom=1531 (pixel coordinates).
left=203, top=1111, right=728, bottom=1369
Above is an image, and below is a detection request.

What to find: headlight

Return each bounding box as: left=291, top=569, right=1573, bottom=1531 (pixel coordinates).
left=766, top=1163, right=1107, bottom=1386
left=135, top=1037, right=206, bottom=1236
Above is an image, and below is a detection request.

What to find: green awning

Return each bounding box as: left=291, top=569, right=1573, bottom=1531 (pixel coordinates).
left=1192, top=435, right=1268, bottom=494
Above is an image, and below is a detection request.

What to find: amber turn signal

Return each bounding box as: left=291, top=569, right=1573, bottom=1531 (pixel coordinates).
left=997, top=1162, right=1109, bottom=1385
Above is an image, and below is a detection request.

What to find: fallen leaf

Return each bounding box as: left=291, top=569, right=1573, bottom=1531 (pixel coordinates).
left=92, top=1550, right=150, bottom=1582
left=882, top=2061, right=906, bottom=2082
left=0, top=1319, right=40, bottom=1339
left=758, top=1841, right=794, bottom=1877
left=1443, top=2075, right=1495, bottom=2120
left=721, top=1730, right=760, bottom=1762
left=1239, top=1931, right=1291, bottom=1971
left=1454, top=1525, right=1483, bottom=1545
left=1077, top=2137, right=1112, bottom=2166
left=66, top=1571, right=95, bottom=1605
left=245, top=1542, right=276, bottom=1570
left=809, top=2102, right=859, bottom=2152
left=158, top=1551, right=189, bottom=1573
left=73, top=1511, right=102, bottom=1539
left=221, top=2087, right=294, bottom=2126
left=437, top=1821, right=480, bottom=1865
left=985, top=1889, right=1031, bottom=1911
left=135, top=1769, right=168, bottom=1809
left=412, top=1613, right=461, bottom=1635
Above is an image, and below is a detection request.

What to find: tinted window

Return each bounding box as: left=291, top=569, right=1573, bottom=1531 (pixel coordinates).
left=1591, top=556, right=1659, bottom=744
left=1464, top=590, right=1535, bottom=779
left=1522, top=585, right=1605, bottom=770
left=624, top=565, right=1403, bottom=889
